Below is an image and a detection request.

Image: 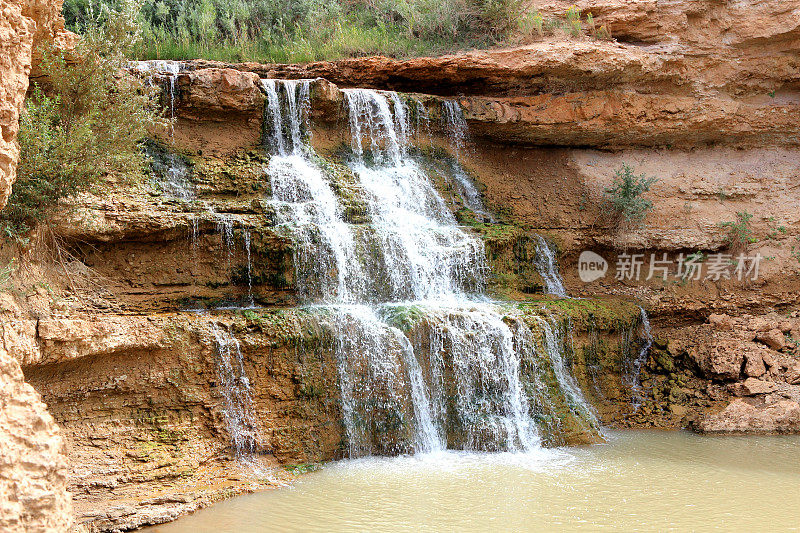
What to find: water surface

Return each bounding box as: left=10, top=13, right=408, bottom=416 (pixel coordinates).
left=150, top=430, right=800, bottom=532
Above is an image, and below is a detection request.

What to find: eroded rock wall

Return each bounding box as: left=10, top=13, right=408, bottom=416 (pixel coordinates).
left=0, top=0, right=72, bottom=530
left=0, top=344, right=70, bottom=532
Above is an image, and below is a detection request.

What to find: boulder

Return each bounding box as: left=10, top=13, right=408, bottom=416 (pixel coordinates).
left=176, top=68, right=264, bottom=116
left=708, top=313, right=733, bottom=331
left=733, top=378, right=777, bottom=396
left=694, top=398, right=800, bottom=434
left=694, top=339, right=744, bottom=380
left=756, top=329, right=786, bottom=351
left=743, top=352, right=766, bottom=378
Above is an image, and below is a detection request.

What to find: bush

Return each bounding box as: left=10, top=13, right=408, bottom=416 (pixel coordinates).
left=3, top=0, right=163, bottom=237
left=719, top=211, right=756, bottom=253
left=603, top=164, right=658, bottom=229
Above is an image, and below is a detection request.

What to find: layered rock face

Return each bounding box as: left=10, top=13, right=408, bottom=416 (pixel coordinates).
left=1, top=0, right=72, bottom=530
left=3, top=0, right=800, bottom=531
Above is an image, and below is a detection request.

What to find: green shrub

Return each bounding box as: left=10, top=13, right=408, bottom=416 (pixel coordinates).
left=719, top=211, right=757, bottom=252
left=3, top=0, right=163, bottom=237
left=603, top=164, right=658, bottom=229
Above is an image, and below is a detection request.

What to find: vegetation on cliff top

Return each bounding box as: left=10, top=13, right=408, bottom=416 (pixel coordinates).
left=2, top=2, right=163, bottom=237
left=64, top=0, right=612, bottom=63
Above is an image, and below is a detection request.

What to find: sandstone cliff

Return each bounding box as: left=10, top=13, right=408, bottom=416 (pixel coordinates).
left=0, top=0, right=72, bottom=530
left=2, top=0, right=800, bottom=531
left=0, top=343, right=70, bottom=532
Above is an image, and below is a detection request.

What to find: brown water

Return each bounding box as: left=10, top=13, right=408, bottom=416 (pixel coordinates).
left=149, top=431, right=800, bottom=532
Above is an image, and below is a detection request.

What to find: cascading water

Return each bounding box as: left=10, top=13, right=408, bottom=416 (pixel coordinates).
left=260, top=82, right=598, bottom=456
left=211, top=324, right=259, bottom=456
left=144, top=143, right=195, bottom=200
left=132, top=60, right=183, bottom=139
left=534, top=236, right=567, bottom=297
left=535, top=315, right=599, bottom=429
left=440, top=100, right=492, bottom=220
left=624, top=307, right=653, bottom=410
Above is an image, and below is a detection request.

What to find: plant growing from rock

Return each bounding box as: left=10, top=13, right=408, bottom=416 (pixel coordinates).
left=719, top=211, right=757, bottom=254
left=602, top=164, right=658, bottom=232
left=2, top=0, right=165, bottom=237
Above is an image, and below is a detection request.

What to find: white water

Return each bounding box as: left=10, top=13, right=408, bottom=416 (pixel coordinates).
left=145, top=144, right=195, bottom=200
left=211, top=324, right=259, bottom=455
left=625, top=306, right=653, bottom=410
left=534, top=235, right=567, bottom=297
left=257, top=83, right=596, bottom=455
left=441, top=100, right=492, bottom=219
left=535, top=315, right=599, bottom=430
left=132, top=60, right=183, bottom=139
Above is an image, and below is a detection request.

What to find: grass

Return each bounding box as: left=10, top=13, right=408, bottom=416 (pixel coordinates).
left=66, top=0, right=615, bottom=63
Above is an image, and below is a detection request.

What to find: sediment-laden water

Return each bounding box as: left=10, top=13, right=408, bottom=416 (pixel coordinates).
left=148, top=430, right=800, bottom=532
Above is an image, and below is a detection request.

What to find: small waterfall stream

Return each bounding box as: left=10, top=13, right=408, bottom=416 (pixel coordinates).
left=132, top=60, right=183, bottom=139
left=258, top=82, right=599, bottom=455
left=441, top=100, right=492, bottom=220
left=534, top=236, right=567, bottom=297
left=626, top=307, right=653, bottom=410
left=211, top=324, right=259, bottom=456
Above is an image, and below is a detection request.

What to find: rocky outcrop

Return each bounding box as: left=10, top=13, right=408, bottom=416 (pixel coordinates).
left=176, top=0, right=799, bottom=152
left=658, top=312, right=800, bottom=433
left=694, top=397, right=800, bottom=434
left=459, top=92, right=800, bottom=148
left=0, top=0, right=73, bottom=529
left=0, top=345, right=71, bottom=532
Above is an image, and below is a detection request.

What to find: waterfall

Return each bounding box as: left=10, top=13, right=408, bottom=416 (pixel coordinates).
left=255, top=83, right=594, bottom=456
left=624, top=307, right=653, bottom=410
left=535, top=315, right=599, bottom=429
left=132, top=60, right=183, bottom=139
left=243, top=229, right=254, bottom=306
left=442, top=100, right=468, bottom=156
left=440, top=100, right=492, bottom=220
left=534, top=236, right=567, bottom=297
left=212, top=324, right=259, bottom=456
left=144, top=143, right=194, bottom=200
left=262, top=79, right=311, bottom=156
left=419, top=306, right=541, bottom=451
left=343, top=89, right=487, bottom=302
